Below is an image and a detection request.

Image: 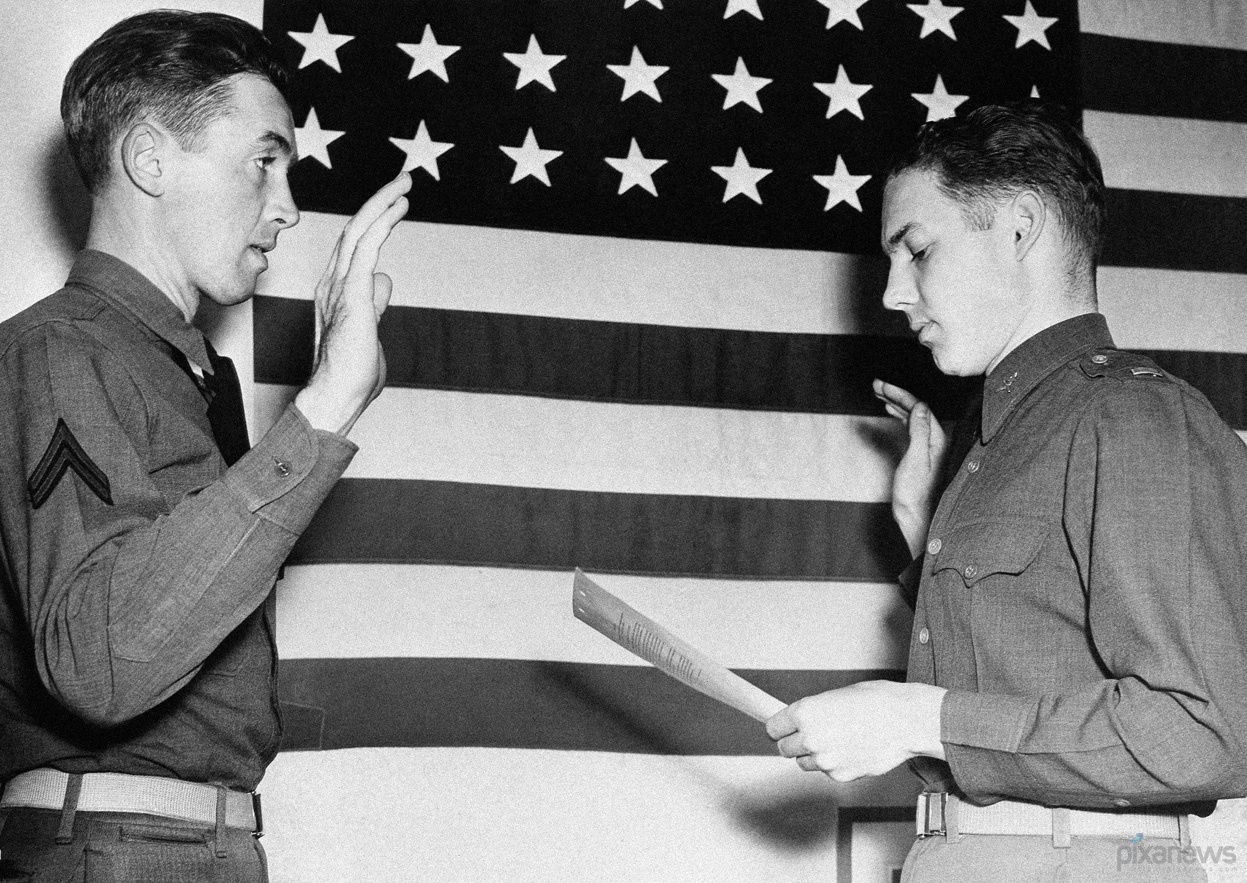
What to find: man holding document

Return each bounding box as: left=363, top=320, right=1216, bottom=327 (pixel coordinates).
left=766, top=102, right=1247, bottom=880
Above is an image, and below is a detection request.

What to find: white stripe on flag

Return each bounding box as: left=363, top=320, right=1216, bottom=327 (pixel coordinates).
left=1078, top=0, right=1247, bottom=50
left=275, top=564, right=912, bottom=670
left=1098, top=268, right=1247, bottom=355
left=1085, top=112, right=1247, bottom=198
left=254, top=385, right=903, bottom=501
left=261, top=214, right=896, bottom=335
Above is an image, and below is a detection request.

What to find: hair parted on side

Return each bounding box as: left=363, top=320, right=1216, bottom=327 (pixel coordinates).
left=61, top=9, right=290, bottom=194
left=885, top=100, right=1106, bottom=288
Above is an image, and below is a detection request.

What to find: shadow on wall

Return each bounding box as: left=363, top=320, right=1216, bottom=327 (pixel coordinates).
left=42, top=130, right=90, bottom=260
left=843, top=253, right=902, bottom=338
left=732, top=791, right=843, bottom=849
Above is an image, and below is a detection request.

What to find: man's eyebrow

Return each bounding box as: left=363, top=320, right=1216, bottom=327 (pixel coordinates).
left=257, top=130, right=296, bottom=160
left=883, top=221, right=916, bottom=254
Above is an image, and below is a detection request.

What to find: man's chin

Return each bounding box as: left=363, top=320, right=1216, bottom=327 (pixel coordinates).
left=200, top=281, right=259, bottom=310
left=930, top=349, right=980, bottom=378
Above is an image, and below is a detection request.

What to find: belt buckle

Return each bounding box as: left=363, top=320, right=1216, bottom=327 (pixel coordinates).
left=916, top=792, right=947, bottom=838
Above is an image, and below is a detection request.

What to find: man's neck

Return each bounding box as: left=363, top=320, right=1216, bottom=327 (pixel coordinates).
left=986, top=294, right=1098, bottom=377
left=85, top=201, right=200, bottom=323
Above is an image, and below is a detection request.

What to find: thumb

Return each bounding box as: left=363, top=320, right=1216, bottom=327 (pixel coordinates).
left=908, top=402, right=946, bottom=471
left=917, top=402, right=948, bottom=460
left=907, top=401, right=932, bottom=449
left=372, top=272, right=393, bottom=320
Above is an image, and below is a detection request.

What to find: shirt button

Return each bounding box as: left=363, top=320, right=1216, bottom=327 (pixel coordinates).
left=963, top=565, right=977, bottom=579
left=918, top=628, right=930, bottom=645
left=274, top=459, right=291, bottom=477
left=1113, top=798, right=1130, bottom=808
left=966, top=459, right=980, bottom=474
left=1091, top=354, right=1108, bottom=364
left=927, top=538, right=942, bottom=555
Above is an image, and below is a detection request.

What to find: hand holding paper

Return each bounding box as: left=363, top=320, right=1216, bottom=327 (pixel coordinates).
left=572, top=568, right=784, bottom=723
left=766, top=680, right=947, bottom=781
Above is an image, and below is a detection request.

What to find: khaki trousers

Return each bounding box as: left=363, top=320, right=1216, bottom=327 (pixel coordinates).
left=901, top=832, right=1214, bottom=883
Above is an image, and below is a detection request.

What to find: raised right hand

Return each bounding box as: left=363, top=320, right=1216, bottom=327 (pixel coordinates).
left=872, top=379, right=947, bottom=558
left=295, top=172, right=411, bottom=436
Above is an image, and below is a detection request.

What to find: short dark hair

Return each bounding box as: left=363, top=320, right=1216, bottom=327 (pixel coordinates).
left=886, top=101, right=1106, bottom=288
left=61, top=9, right=290, bottom=193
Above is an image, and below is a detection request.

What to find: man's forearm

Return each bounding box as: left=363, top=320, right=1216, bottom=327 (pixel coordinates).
left=28, top=406, right=354, bottom=725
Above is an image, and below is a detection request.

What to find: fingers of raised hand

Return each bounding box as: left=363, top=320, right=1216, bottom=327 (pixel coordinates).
left=318, top=238, right=342, bottom=297
left=333, top=174, right=412, bottom=286
left=872, top=379, right=922, bottom=425
left=925, top=406, right=949, bottom=452
left=342, top=195, right=409, bottom=292
left=905, top=403, right=950, bottom=467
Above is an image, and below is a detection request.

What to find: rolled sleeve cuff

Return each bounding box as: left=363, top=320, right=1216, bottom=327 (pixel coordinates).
left=940, top=688, right=1038, bottom=802
left=221, top=403, right=356, bottom=531
left=942, top=689, right=1033, bottom=750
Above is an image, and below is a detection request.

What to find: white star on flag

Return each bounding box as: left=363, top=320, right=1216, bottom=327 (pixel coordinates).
left=604, top=138, right=668, bottom=196
left=504, top=34, right=566, bottom=92
left=724, top=0, right=764, bottom=20
left=813, top=65, right=872, bottom=120
left=816, top=0, right=869, bottom=30
left=500, top=128, right=563, bottom=186
left=712, top=57, right=772, bottom=112
left=907, top=0, right=963, bottom=40
left=606, top=46, right=668, bottom=102
left=295, top=107, right=344, bottom=169
left=711, top=148, right=772, bottom=204
left=389, top=120, right=454, bottom=180
left=913, top=74, right=968, bottom=121
left=288, top=14, right=353, bottom=72
left=397, top=25, right=461, bottom=82
left=1003, top=1, right=1058, bottom=50
left=813, top=157, right=871, bottom=211
left=624, top=0, right=663, bottom=8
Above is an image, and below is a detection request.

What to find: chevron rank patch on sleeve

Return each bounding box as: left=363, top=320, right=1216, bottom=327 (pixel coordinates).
left=28, top=418, right=113, bottom=509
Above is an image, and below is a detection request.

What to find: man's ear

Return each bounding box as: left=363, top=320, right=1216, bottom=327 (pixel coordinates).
left=119, top=122, right=168, bottom=196
left=1010, top=190, right=1046, bottom=262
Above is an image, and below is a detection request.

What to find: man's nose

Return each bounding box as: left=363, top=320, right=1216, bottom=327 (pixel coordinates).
left=881, top=263, right=909, bottom=312
left=271, top=174, right=300, bottom=230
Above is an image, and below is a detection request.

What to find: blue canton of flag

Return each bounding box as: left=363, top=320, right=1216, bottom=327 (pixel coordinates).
left=266, top=0, right=1080, bottom=253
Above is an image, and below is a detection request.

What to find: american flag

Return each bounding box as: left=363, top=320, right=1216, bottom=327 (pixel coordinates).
left=243, top=1, right=1247, bottom=880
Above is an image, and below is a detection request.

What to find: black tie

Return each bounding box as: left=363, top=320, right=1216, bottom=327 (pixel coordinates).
left=202, top=341, right=251, bottom=466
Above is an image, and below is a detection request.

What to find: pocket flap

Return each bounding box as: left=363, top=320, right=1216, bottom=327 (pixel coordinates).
left=931, top=519, right=1050, bottom=586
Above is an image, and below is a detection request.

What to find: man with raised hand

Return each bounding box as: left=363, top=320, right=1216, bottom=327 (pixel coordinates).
left=767, top=102, right=1247, bottom=881
left=0, top=11, right=410, bottom=879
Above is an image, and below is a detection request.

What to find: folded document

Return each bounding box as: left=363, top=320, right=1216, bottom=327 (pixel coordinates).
left=572, top=568, right=785, bottom=723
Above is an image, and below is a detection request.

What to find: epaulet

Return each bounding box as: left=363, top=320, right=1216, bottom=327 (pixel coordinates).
left=0, top=286, right=103, bottom=333
left=1078, top=348, right=1170, bottom=383
left=0, top=288, right=107, bottom=356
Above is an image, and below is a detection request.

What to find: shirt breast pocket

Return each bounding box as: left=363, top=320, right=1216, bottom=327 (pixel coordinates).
left=932, top=518, right=1051, bottom=589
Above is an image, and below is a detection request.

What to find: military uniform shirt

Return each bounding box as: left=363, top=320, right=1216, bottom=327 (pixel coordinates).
left=0, top=250, right=356, bottom=790
left=908, top=313, right=1247, bottom=812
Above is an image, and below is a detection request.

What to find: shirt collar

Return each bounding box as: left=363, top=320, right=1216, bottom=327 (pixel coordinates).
left=66, top=249, right=214, bottom=374
left=980, top=312, right=1114, bottom=443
